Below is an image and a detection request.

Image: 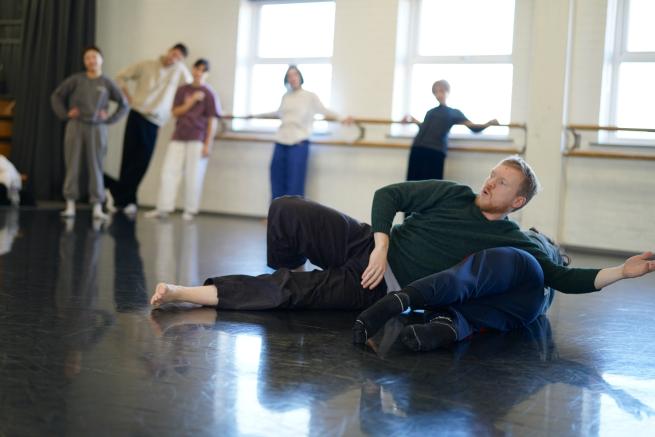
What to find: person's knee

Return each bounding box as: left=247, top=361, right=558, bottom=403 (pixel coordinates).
left=268, top=195, right=306, bottom=218
left=481, top=247, right=544, bottom=284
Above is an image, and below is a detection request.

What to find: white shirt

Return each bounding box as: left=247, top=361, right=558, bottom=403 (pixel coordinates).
left=116, top=59, right=192, bottom=126
left=0, top=155, right=21, bottom=206
left=273, top=88, right=338, bottom=146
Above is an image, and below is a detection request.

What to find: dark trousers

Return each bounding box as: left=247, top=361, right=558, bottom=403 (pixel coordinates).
left=204, top=196, right=387, bottom=310
left=270, top=141, right=310, bottom=200
left=406, top=247, right=546, bottom=339
left=406, top=146, right=445, bottom=181
left=104, top=110, right=159, bottom=207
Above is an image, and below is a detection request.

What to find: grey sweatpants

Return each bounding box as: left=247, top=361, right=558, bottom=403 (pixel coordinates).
left=63, top=120, right=107, bottom=203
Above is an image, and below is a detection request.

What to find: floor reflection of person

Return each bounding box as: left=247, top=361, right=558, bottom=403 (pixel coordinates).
left=0, top=208, right=19, bottom=256
left=153, top=219, right=200, bottom=288
left=359, top=316, right=654, bottom=435
left=55, top=221, right=114, bottom=379
left=109, top=213, right=147, bottom=312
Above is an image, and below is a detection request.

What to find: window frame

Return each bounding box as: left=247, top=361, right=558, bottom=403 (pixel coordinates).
left=234, top=0, right=336, bottom=131
left=393, top=0, right=515, bottom=140
left=601, top=0, right=655, bottom=145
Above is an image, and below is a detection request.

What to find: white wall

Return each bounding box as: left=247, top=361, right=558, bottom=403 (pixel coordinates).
left=97, top=0, right=655, bottom=252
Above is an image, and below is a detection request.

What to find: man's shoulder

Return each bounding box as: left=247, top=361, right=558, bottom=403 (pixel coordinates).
left=68, top=72, right=87, bottom=82
left=100, top=75, right=120, bottom=87
left=439, top=180, right=475, bottom=194
left=409, top=179, right=475, bottom=201
left=445, top=106, right=464, bottom=116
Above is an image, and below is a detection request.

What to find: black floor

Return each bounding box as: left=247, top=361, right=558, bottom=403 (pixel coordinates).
left=1, top=208, right=654, bottom=436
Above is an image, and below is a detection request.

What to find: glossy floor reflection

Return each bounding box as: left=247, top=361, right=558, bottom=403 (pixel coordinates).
left=1, top=208, right=654, bottom=436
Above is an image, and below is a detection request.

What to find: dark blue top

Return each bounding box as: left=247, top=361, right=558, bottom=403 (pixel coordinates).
left=412, top=105, right=481, bottom=155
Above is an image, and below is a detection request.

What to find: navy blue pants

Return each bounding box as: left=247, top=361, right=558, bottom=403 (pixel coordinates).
left=104, top=110, right=159, bottom=207
left=406, top=146, right=445, bottom=181
left=270, top=140, right=310, bottom=200
left=406, top=247, right=546, bottom=340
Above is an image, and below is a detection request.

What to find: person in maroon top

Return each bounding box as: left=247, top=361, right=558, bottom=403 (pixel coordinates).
left=145, top=59, right=221, bottom=221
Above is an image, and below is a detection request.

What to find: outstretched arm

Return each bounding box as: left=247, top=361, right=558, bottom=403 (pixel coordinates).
left=462, top=119, right=499, bottom=133
left=594, top=251, right=655, bottom=289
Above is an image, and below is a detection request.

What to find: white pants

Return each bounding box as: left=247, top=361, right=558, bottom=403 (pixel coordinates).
left=156, top=140, right=208, bottom=214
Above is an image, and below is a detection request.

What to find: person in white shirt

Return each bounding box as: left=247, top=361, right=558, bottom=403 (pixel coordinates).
left=255, top=65, right=351, bottom=200
left=104, top=43, right=192, bottom=215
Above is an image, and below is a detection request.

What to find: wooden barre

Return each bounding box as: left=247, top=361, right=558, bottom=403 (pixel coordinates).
left=563, top=149, right=655, bottom=161
left=567, top=124, right=655, bottom=133
left=215, top=133, right=522, bottom=154
left=220, top=114, right=525, bottom=128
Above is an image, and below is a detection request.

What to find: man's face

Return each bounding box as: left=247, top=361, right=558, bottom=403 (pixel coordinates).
left=475, top=164, right=527, bottom=215
left=163, top=48, right=185, bottom=66
left=192, top=64, right=208, bottom=83
left=83, top=50, right=103, bottom=72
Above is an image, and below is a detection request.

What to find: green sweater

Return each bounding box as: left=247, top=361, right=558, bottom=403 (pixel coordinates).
left=371, top=180, right=600, bottom=294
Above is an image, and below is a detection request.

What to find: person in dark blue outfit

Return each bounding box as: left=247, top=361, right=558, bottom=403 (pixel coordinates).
left=405, top=80, right=498, bottom=181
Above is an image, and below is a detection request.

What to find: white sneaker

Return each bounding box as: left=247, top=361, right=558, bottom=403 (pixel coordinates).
left=93, top=203, right=109, bottom=220
left=182, top=212, right=195, bottom=221
left=60, top=208, right=75, bottom=218
left=144, top=209, right=168, bottom=219
left=123, top=203, right=138, bottom=215
left=60, top=200, right=76, bottom=218
left=105, top=190, right=117, bottom=213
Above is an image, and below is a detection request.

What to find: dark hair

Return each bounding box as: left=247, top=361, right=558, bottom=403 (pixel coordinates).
left=82, top=45, right=102, bottom=57
left=432, top=79, right=450, bottom=94
left=193, top=58, right=210, bottom=72
left=284, top=65, right=304, bottom=87
left=171, top=43, right=189, bottom=58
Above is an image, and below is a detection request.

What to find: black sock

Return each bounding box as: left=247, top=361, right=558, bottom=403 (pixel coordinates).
left=353, top=292, right=410, bottom=344
left=401, top=316, right=457, bottom=352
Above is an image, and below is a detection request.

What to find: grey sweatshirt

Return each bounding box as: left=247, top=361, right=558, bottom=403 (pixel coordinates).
left=51, top=73, right=128, bottom=124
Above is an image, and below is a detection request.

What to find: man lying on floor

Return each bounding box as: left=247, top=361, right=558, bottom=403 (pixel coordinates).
left=150, top=155, right=655, bottom=352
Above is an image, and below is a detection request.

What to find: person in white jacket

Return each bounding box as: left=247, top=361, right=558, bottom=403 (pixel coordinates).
left=255, top=65, right=351, bottom=200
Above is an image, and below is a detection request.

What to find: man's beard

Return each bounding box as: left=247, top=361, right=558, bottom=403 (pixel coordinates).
left=475, top=195, right=508, bottom=215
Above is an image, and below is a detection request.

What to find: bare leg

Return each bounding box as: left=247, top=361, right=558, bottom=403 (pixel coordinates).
left=150, top=283, right=219, bottom=307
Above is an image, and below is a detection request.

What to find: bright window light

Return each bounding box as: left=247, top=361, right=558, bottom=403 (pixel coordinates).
left=615, top=62, right=655, bottom=140
left=234, top=1, right=336, bottom=130
left=418, top=0, right=515, bottom=56
left=625, top=0, right=655, bottom=52
left=258, top=2, right=336, bottom=58
left=394, top=0, right=516, bottom=138
left=409, top=64, right=513, bottom=135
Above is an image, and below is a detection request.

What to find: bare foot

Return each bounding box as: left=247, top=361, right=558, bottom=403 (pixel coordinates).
left=150, top=283, right=181, bottom=307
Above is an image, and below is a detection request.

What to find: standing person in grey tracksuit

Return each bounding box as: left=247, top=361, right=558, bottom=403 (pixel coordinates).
left=51, top=45, right=128, bottom=220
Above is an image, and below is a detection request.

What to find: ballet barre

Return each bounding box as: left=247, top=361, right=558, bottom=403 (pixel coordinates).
left=565, top=124, right=655, bottom=161
left=217, top=115, right=526, bottom=155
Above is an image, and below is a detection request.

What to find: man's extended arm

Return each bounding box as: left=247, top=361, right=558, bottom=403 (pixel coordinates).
left=594, top=252, right=655, bottom=289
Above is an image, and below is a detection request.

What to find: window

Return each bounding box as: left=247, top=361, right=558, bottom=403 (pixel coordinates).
left=234, top=1, right=336, bottom=130
left=602, top=0, right=655, bottom=142
left=393, top=0, right=515, bottom=136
